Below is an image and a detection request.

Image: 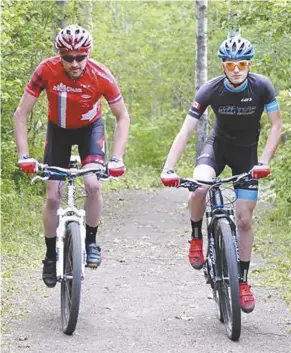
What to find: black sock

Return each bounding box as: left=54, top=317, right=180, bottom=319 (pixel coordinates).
left=191, top=219, right=203, bottom=240
left=45, top=237, right=56, bottom=260
left=240, top=261, right=250, bottom=282
left=86, top=224, right=98, bottom=245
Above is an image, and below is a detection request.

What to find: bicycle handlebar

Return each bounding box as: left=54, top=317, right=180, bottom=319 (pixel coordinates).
left=178, top=170, right=253, bottom=190
left=32, top=163, right=109, bottom=183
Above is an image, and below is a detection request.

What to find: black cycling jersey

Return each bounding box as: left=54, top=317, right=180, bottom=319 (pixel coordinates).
left=188, top=73, right=278, bottom=147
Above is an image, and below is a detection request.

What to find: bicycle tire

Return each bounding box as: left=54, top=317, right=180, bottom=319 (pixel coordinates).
left=61, top=221, right=82, bottom=335
left=214, top=286, right=224, bottom=323
left=215, top=218, right=241, bottom=341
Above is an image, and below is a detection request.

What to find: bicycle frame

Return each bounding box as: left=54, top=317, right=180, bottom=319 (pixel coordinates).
left=205, top=186, right=239, bottom=287
left=31, top=159, right=112, bottom=335
left=56, top=175, right=87, bottom=282
left=176, top=170, right=265, bottom=340
left=32, top=160, right=109, bottom=283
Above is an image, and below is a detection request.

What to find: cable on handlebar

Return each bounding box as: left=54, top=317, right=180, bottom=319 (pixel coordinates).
left=205, top=186, right=237, bottom=208
left=179, top=170, right=253, bottom=190
left=36, top=162, right=109, bottom=180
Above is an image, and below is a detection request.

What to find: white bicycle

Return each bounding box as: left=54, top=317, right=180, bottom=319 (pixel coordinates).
left=32, top=157, right=109, bottom=335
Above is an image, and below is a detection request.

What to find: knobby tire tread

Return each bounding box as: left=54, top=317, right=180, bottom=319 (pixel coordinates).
left=61, top=221, right=82, bottom=335
left=215, top=218, right=241, bottom=341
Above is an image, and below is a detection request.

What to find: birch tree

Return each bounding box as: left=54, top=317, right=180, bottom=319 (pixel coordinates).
left=195, top=0, right=208, bottom=156
left=53, top=0, right=68, bottom=52
left=79, top=0, right=93, bottom=32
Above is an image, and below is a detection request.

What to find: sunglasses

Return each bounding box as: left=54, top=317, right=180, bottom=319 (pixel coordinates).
left=223, top=60, right=249, bottom=71
left=61, top=55, right=87, bottom=63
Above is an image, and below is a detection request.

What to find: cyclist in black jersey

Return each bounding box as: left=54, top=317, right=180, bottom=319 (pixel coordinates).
left=161, top=35, right=282, bottom=314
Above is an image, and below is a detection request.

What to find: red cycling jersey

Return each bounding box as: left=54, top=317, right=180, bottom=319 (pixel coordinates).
left=25, top=56, right=122, bottom=129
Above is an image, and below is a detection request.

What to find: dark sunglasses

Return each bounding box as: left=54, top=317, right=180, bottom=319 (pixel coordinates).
left=61, top=55, right=87, bottom=63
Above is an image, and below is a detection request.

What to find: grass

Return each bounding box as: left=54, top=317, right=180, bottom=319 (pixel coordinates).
left=253, top=208, right=291, bottom=306
left=1, top=193, right=44, bottom=332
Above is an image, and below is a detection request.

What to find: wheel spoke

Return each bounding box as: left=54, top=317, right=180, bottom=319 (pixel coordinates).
left=214, top=219, right=241, bottom=341
left=61, top=222, right=82, bottom=335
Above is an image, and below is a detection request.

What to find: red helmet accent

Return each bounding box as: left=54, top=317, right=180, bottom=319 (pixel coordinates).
left=55, top=25, right=92, bottom=52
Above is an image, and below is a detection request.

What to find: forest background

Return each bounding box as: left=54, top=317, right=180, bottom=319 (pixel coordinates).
left=1, top=0, right=291, bottom=324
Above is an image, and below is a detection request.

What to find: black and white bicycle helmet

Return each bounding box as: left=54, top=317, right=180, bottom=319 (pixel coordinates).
left=55, top=24, right=92, bottom=52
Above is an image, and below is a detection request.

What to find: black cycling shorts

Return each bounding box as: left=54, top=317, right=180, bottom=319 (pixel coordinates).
left=44, top=118, right=105, bottom=168
left=196, top=132, right=258, bottom=200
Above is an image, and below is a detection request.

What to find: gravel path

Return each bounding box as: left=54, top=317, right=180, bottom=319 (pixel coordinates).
left=2, top=188, right=291, bottom=352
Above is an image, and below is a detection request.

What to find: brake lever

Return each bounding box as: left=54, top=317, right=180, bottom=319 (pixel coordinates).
left=99, top=174, right=111, bottom=181
left=31, top=175, right=49, bottom=183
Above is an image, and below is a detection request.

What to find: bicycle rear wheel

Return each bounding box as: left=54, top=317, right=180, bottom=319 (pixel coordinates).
left=61, top=221, right=82, bottom=335
left=215, top=218, right=241, bottom=341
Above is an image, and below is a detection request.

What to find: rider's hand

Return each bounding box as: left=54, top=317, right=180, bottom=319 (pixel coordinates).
left=251, top=163, right=271, bottom=179
left=108, top=157, right=125, bottom=177
left=18, top=155, right=38, bottom=174
left=160, top=169, right=180, bottom=187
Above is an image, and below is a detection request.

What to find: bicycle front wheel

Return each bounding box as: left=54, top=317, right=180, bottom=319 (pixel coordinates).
left=61, top=221, right=82, bottom=335
left=215, top=218, right=241, bottom=341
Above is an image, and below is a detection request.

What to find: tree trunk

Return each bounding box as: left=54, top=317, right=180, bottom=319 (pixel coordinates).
left=53, top=0, right=68, bottom=52
left=195, top=0, right=208, bottom=156
left=79, top=0, right=93, bottom=32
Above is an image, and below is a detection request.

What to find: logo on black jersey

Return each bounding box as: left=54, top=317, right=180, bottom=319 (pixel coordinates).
left=218, top=105, right=256, bottom=115
left=241, top=98, right=252, bottom=102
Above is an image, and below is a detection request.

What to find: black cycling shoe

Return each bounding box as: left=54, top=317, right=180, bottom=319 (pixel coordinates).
left=86, top=243, right=101, bottom=269
left=42, top=257, right=57, bottom=288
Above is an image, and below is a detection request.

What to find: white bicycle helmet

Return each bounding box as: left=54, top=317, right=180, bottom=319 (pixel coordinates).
left=218, top=36, right=254, bottom=60
left=55, top=25, right=92, bottom=52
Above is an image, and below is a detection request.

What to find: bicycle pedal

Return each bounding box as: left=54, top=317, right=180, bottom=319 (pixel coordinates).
left=86, top=263, right=99, bottom=269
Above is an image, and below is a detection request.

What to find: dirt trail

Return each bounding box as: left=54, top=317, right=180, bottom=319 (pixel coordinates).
left=2, top=188, right=291, bottom=353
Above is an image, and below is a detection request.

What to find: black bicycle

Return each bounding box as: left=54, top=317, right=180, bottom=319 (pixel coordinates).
left=179, top=170, right=256, bottom=341
left=32, top=157, right=109, bottom=335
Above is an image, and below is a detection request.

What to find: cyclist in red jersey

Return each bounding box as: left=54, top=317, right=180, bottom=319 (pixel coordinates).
left=14, top=25, right=130, bottom=288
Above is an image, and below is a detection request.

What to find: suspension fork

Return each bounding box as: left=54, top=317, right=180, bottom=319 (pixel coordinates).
left=206, top=187, right=239, bottom=276
left=66, top=177, right=87, bottom=277
left=206, top=186, right=224, bottom=271
left=56, top=177, right=86, bottom=280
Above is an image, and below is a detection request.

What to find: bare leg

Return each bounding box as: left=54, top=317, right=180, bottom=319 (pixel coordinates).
left=42, top=180, right=64, bottom=287
left=236, top=199, right=257, bottom=313
left=43, top=180, right=64, bottom=238
left=188, top=165, right=215, bottom=269
left=188, top=165, right=215, bottom=220
left=235, top=199, right=257, bottom=261
left=83, top=163, right=103, bottom=268
left=83, top=163, right=103, bottom=228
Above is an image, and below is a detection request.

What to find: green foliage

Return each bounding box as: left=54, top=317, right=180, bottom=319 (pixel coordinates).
left=212, top=0, right=291, bottom=87
left=271, top=91, right=291, bottom=216
left=258, top=90, right=291, bottom=218
left=254, top=212, right=291, bottom=305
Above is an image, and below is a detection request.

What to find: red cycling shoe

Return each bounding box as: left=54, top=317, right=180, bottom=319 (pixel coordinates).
left=240, top=282, right=255, bottom=313
left=188, top=239, right=204, bottom=270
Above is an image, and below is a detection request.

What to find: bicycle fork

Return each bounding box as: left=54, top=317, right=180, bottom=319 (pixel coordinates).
left=203, top=211, right=216, bottom=287
left=56, top=208, right=87, bottom=282
left=204, top=209, right=240, bottom=286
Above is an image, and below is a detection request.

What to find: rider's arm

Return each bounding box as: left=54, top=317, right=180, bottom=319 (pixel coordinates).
left=14, top=92, right=39, bottom=157
left=163, top=115, right=199, bottom=170
left=109, top=98, right=130, bottom=159
left=163, top=81, right=210, bottom=171
left=260, top=109, right=282, bottom=164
